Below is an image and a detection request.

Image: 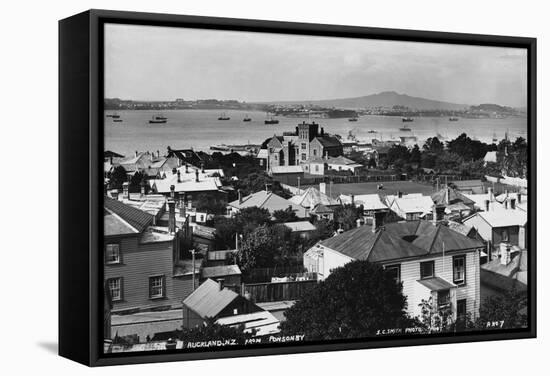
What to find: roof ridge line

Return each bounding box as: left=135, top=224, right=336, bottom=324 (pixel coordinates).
left=427, top=224, right=441, bottom=254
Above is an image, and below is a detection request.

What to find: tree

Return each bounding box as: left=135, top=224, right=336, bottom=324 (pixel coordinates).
left=195, top=193, right=227, bottom=215
left=109, top=165, right=127, bottom=189
left=178, top=317, right=254, bottom=344
left=423, top=137, right=444, bottom=154
left=280, top=260, right=409, bottom=340
left=232, top=224, right=292, bottom=272
left=477, top=288, right=528, bottom=329
left=272, top=207, right=299, bottom=223
left=333, top=204, right=363, bottom=232
left=410, top=144, right=422, bottom=165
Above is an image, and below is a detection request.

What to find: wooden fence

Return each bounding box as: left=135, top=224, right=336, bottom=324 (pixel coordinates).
left=243, top=280, right=318, bottom=303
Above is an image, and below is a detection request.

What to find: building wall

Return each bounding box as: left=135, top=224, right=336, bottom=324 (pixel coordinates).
left=182, top=307, right=205, bottom=329
left=464, top=215, right=493, bottom=243
left=104, top=236, right=176, bottom=312
left=309, top=138, right=325, bottom=160
left=311, top=245, right=480, bottom=320
left=172, top=274, right=198, bottom=307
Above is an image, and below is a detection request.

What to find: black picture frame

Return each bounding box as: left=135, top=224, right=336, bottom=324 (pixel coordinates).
left=59, top=9, right=537, bottom=367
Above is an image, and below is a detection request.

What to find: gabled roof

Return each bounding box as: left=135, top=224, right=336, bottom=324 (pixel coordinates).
left=104, top=150, right=125, bottom=159
left=471, top=209, right=527, bottom=228
left=431, top=188, right=475, bottom=206
left=327, top=156, right=358, bottom=166
left=310, top=203, right=334, bottom=214
left=228, top=190, right=307, bottom=217
left=318, top=220, right=483, bottom=263
left=391, top=195, right=434, bottom=215
left=104, top=197, right=154, bottom=234
left=417, top=277, right=456, bottom=291
left=313, top=135, right=342, bottom=148
left=290, top=187, right=340, bottom=208
left=182, top=279, right=240, bottom=318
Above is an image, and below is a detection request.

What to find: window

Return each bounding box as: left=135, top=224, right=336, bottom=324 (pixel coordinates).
left=301, top=143, right=307, bottom=150
left=437, top=290, right=450, bottom=309
left=501, top=229, right=509, bottom=242
left=315, top=165, right=319, bottom=172
left=313, top=149, right=317, bottom=156
left=385, top=264, right=401, bottom=283
left=420, top=261, right=435, bottom=279
left=105, top=243, right=120, bottom=264
left=108, top=278, right=122, bottom=301
left=453, top=255, right=466, bottom=285
left=456, top=299, right=467, bottom=329
left=301, top=153, right=307, bottom=161
left=149, top=276, right=165, bottom=299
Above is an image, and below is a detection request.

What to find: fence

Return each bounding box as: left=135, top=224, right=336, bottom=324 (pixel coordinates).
left=243, top=280, right=318, bottom=303
left=243, top=265, right=306, bottom=283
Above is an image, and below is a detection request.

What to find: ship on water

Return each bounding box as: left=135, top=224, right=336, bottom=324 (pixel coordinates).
left=265, top=114, right=279, bottom=125
left=149, top=115, right=167, bottom=124
left=492, top=132, right=499, bottom=143
left=399, top=124, right=412, bottom=132
left=106, top=112, right=120, bottom=119
left=154, top=114, right=167, bottom=121
left=113, top=119, right=123, bottom=123
left=401, top=117, right=414, bottom=122
left=218, top=112, right=230, bottom=120
left=243, top=114, right=252, bottom=122
left=449, top=117, right=459, bottom=121
left=348, top=117, right=358, bottom=122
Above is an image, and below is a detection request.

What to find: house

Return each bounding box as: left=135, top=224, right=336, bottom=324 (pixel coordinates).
left=117, top=151, right=162, bottom=177
left=309, top=204, right=335, bottom=221
left=104, top=197, right=196, bottom=313
left=270, top=165, right=305, bottom=185
left=227, top=189, right=308, bottom=218
left=283, top=221, right=317, bottom=238
left=451, top=179, right=485, bottom=194
left=165, top=147, right=204, bottom=167
left=266, top=121, right=343, bottom=171
left=387, top=193, right=434, bottom=221
left=303, top=220, right=484, bottom=321
left=289, top=186, right=341, bottom=211
left=481, top=243, right=527, bottom=301
left=325, top=156, right=364, bottom=174
left=431, top=187, right=475, bottom=218
left=463, top=188, right=504, bottom=212
left=303, top=157, right=326, bottom=175
left=339, top=193, right=389, bottom=218
left=200, top=265, right=242, bottom=287
left=149, top=165, right=227, bottom=210
left=182, top=279, right=280, bottom=336
left=463, top=206, right=528, bottom=257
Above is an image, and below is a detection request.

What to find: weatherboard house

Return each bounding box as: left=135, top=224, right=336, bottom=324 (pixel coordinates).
left=303, top=220, right=484, bottom=321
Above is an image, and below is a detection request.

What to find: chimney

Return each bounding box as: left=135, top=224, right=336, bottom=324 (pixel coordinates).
left=170, top=184, right=175, bottom=199
left=321, top=127, right=325, bottom=136
left=185, top=163, right=189, bottom=173
left=157, top=150, right=160, bottom=158
left=500, top=242, right=511, bottom=265
left=398, top=191, right=403, bottom=198
left=517, top=193, right=522, bottom=204
left=109, top=155, right=113, bottom=164
left=487, top=187, right=493, bottom=202
left=351, top=194, right=355, bottom=205
left=484, top=199, right=490, bottom=212
left=432, top=205, right=437, bottom=225
left=217, top=278, right=225, bottom=291
left=324, top=151, right=329, bottom=160
left=135, top=150, right=138, bottom=158
left=356, top=218, right=362, bottom=228
left=510, top=198, right=516, bottom=210
left=122, top=182, right=129, bottom=199
left=445, top=187, right=450, bottom=205
left=201, top=163, right=205, bottom=173
left=504, top=199, right=508, bottom=210
left=195, top=169, right=199, bottom=183
left=319, top=182, right=326, bottom=194
left=140, top=182, right=146, bottom=197
left=238, top=189, right=243, bottom=204
left=179, top=201, right=186, bottom=218
left=172, top=167, right=177, bottom=175
left=168, top=199, right=176, bottom=233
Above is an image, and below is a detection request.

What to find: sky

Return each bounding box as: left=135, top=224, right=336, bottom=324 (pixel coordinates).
left=104, top=23, right=528, bottom=107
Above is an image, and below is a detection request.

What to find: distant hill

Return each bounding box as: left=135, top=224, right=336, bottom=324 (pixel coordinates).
left=264, top=91, right=469, bottom=110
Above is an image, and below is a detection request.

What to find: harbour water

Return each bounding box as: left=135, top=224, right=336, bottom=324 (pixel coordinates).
left=104, top=109, right=528, bottom=156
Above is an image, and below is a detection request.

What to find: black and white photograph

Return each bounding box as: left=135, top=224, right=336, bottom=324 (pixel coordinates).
left=101, top=21, right=531, bottom=354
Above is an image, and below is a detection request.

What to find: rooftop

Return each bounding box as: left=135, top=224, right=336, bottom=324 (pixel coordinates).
left=229, top=190, right=307, bottom=217
left=339, top=194, right=388, bottom=211
left=431, top=187, right=475, bottom=206
left=318, top=220, right=483, bottom=263
left=201, top=265, right=242, bottom=279
left=283, top=221, right=317, bottom=232
left=417, top=277, right=456, bottom=291
left=182, top=279, right=240, bottom=318
left=104, top=197, right=154, bottom=235
left=289, top=186, right=340, bottom=208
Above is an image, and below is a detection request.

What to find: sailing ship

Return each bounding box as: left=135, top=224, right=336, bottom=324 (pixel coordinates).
left=367, top=130, right=377, bottom=134
left=399, top=124, right=412, bottom=132
left=106, top=112, right=120, bottom=119
left=243, top=114, right=252, bottom=122
left=492, top=132, right=498, bottom=143
left=401, top=117, right=414, bottom=122
left=218, top=112, right=230, bottom=120
left=449, top=117, right=459, bottom=121
left=154, top=114, right=167, bottom=121
left=348, top=117, right=358, bottom=122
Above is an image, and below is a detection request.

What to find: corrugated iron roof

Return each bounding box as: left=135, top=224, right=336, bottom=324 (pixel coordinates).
left=104, top=197, right=154, bottom=233
left=201, top=265, right=242, bottom=279
left=182, top=279, right=239, bottom=318
left=318, top=220, right=483, bottom=262
left=431, top=187, right=475, bottom=206
left=290, top=187, right=340, bottom=208
left=283, top=221, right=317, bottom=232
left=417, top=277, right=456, bottom=291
